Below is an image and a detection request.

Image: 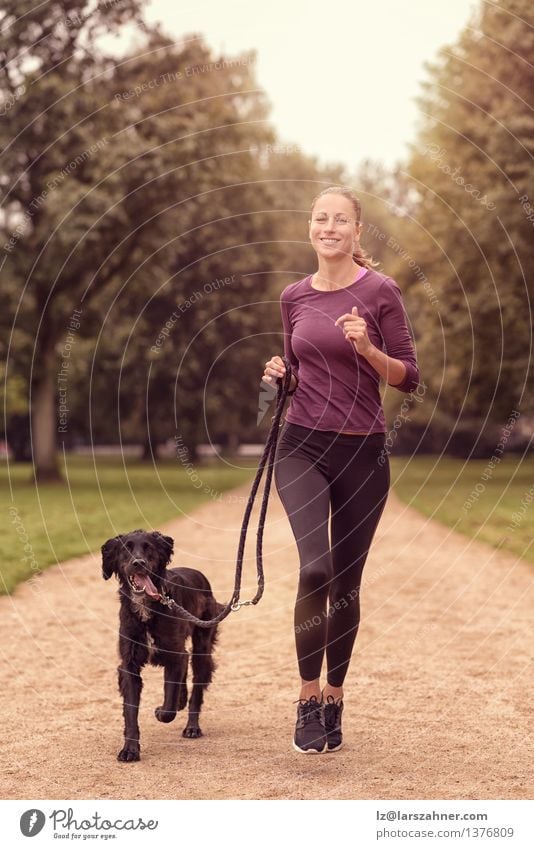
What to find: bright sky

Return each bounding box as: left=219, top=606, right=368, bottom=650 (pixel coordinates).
left=139, top=0, right=479, bottom=169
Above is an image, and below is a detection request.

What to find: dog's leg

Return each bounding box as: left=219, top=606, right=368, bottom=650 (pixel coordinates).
left=183, top=624, right=217, bottom=738
left=155, top=654, right=188, bottom=723
left=117, top=633, right=148, bottom=762
left=117, top=661, right=144, bottom=762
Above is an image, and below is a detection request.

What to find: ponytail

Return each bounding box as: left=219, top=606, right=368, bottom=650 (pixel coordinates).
left=352, top=243, right=379, bottom=270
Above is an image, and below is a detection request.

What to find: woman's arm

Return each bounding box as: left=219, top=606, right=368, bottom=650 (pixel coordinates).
left=280, top=295, right=300, bottom=393
left=334, top=278, right=420, bottom=393
left=265, top=295, right=300, bottom=392
left=361, top=345, right=407, bottom=387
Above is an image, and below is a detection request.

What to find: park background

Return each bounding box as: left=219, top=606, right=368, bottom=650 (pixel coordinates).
left=0, top=0, right=533, bottom=804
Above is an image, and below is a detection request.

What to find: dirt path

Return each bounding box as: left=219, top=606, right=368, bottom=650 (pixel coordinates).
left=1, top=482, right=532, bottom=800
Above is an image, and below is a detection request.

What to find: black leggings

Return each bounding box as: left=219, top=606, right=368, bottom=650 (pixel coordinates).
left=274, top=421, right=390, bottom=688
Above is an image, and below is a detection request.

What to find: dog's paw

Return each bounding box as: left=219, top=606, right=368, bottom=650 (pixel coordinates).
left=117, top=744, right=140, bottom=762
left=155, top=706, right=176, bottom=723
left=182, top=726, right=203, bottom=739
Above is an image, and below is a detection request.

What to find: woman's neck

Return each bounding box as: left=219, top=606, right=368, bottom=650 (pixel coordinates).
left=314, top=258, right=361, bottom=289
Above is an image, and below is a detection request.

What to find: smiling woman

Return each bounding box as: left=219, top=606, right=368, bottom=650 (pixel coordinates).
left=261, top=184, right=420, bottom=754
left=274, top=186, right=420, bottom=433
left=309, top=190, right=378, bottom=278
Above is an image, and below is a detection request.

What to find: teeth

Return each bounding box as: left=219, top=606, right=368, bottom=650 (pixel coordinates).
left=321, top=239, right=339, bottom=244
left=129, top=576, right=144, bottom=594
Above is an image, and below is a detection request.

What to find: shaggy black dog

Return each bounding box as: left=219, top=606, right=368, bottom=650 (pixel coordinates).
left=101, top=529, right=222, bottom=762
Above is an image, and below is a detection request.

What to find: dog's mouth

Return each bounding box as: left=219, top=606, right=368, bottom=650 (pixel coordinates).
left=128, top=572, right=160, bottom=599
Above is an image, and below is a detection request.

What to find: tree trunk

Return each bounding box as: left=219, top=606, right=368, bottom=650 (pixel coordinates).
left=32, top=349, right=61, bottom=482
left=223, top=430, right=240, bottom=457
left=142, top=435, right=159, bottom=461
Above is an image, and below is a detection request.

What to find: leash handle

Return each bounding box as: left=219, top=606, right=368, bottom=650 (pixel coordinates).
left=163, top=356, right=293, bottom=628
left=230, top=354, right=292, bottom=609
left=250, top=355, right=293, bottom=605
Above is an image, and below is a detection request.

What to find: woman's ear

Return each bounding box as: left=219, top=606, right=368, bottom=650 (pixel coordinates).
left=101, top=536, right=122, bottom=580
left=152, top=532, right=174, bottom=568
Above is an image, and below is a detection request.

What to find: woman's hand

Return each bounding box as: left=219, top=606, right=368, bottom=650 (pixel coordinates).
left=262, top=355, right=287, bottom=385
left=335, top=308, right=408, bottom=386
left=334, top=307, right=374, bottom=357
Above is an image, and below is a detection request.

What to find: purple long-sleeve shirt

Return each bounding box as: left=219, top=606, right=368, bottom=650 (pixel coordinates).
left=280, top=267, right=420, bottom=433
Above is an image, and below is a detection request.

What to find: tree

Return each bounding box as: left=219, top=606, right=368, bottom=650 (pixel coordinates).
left=0, top=3, right=277, bottom=477
left=399, top=0, right=534, bottom=454
left=1, top=0, right=145, bottom=478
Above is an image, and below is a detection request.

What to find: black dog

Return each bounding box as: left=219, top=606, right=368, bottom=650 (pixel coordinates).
left=101, top=529, right=222, bottom=762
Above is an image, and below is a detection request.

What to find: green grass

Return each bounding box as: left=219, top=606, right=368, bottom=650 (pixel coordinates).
left=390, top=454, right=534, bottom=565
left=2, top=453, right=533, bottom=596
left=1, top=453, right=257, bottom=595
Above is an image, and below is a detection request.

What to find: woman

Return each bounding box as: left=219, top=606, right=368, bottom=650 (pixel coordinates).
left=263, top=186, right=420, bottom=754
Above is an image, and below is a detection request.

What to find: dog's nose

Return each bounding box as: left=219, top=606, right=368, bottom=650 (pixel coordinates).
left=131, top=558, right=147, bottom=568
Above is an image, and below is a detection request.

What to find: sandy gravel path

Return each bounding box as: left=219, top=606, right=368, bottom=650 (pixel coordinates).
left=1, top=482, right=532, bottom=800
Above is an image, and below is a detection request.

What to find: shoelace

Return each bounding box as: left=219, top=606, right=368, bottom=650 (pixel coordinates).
left=324, top=696, right=341, bottom=731
left=296, top=696, right=323, bottom=722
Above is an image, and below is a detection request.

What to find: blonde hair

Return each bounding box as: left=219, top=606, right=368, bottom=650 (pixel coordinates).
left=310, top=185, right=379, bottom=270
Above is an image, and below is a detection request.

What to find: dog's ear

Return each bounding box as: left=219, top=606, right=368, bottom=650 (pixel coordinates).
left=101, top=535, right=123, bottom=580
left=151, top=532, right=174, bottom=568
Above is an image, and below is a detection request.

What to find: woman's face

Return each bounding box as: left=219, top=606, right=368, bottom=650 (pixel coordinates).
left=308, top=193, right=361, bottom=261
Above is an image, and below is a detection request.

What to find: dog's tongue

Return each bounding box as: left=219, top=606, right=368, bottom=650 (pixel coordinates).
left=135, top=574, right=160, bottom=599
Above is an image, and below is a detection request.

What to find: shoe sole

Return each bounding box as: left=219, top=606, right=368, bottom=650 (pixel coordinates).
left=292, top=740, right=328, bottom=754
left=326, top=741, right=343, bottom=752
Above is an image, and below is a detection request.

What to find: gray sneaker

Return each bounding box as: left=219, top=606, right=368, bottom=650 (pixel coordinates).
left=293, top=696, right=327, bottom=754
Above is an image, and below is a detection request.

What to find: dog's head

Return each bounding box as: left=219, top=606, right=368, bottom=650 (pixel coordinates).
left=101, top=530, right=174, bottom=600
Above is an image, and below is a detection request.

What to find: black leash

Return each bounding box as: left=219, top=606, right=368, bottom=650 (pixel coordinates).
left=159, top=356, right=293, bottom=628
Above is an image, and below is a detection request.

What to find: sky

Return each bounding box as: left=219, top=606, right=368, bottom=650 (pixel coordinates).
left=137, top=0, right=480, bottom=170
